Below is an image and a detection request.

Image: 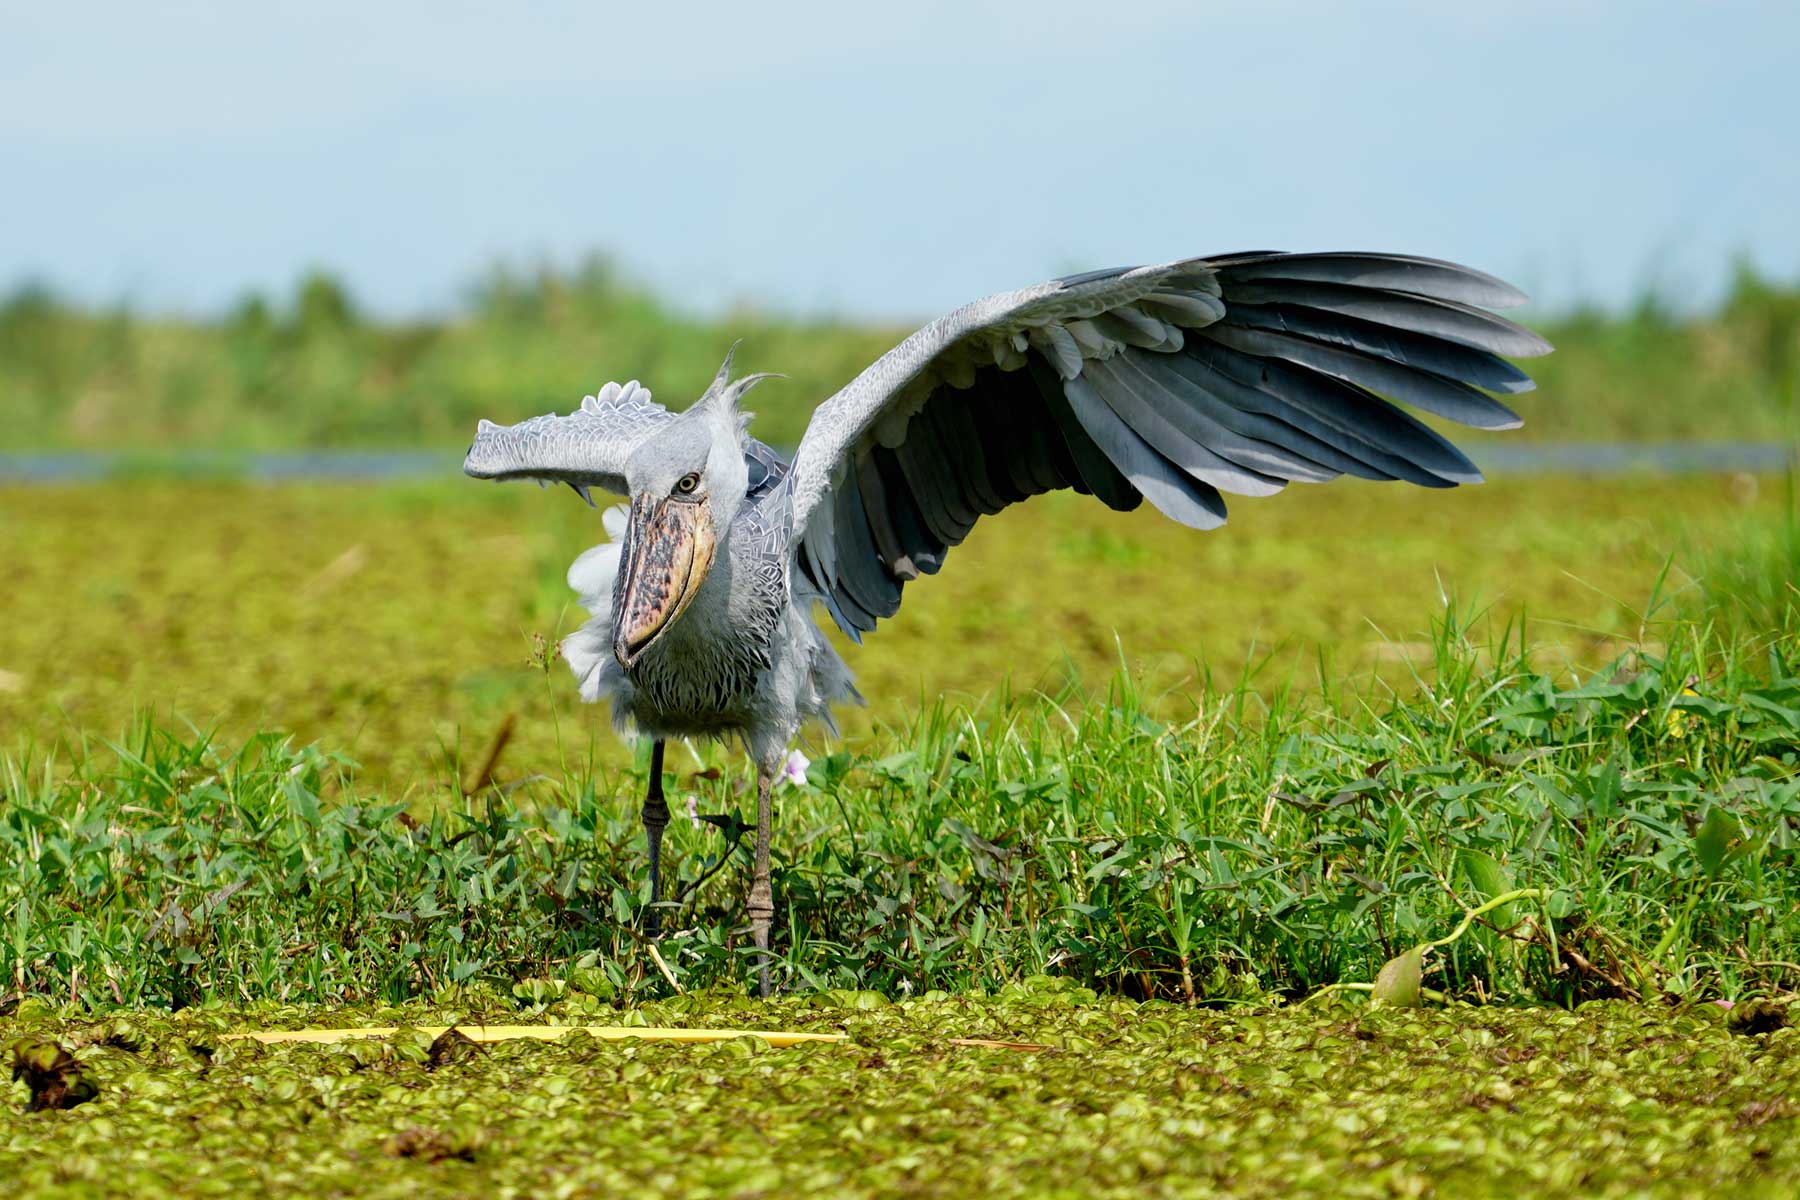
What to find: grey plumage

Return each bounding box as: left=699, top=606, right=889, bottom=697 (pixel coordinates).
left=1063, top=372, right=1229, bottom=529
left=463, top=248, right=1552, bottom=993
left=462, top=379, right=673, bottom=502
left=1207, top=252, right=1530, bottom=309
left=1220, top=281, right=1552, bottom=358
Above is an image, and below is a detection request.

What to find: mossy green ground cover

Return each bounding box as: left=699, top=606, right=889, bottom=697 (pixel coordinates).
left=5, top=991, right=1799, bottom=1197
left=1, top=473, right=1781, bottom=788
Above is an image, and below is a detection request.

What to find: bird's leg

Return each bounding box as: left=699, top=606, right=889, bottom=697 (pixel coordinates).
left=749, top=764, right=776, bottom=998
left=642, top=739, right=669, bottom=939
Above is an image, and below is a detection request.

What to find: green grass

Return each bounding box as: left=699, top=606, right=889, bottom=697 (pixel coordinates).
left=4, top=467, right=1796, bottom=1010
left=4, top=258, right=1800, bottom=451
left=6, top=600, right=1798, bottom=1010
left=4, top=993, right=1798, bottom=1198
left=1698, top=468, right=1800, bottom=635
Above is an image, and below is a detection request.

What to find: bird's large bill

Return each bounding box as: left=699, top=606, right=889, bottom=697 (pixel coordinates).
left=613, top=495, right=715, bottom=667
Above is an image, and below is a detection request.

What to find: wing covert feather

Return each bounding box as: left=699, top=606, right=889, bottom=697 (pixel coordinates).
left=785, top=250, right=1548, bottom=638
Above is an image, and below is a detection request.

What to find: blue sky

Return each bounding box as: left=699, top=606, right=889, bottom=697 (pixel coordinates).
left=4, top=1, right=1795, bottom=321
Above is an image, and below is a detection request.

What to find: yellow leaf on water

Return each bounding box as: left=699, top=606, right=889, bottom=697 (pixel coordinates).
left=219, top=1025, right=845, bottom=1048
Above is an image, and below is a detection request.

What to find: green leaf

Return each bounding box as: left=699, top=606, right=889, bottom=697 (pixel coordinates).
left=1458, top=849, right=1507, bottom=896
left=1370, top=945, right=1425, bottom=1008
left=1743, top=691, right=1800, bottom=732
left=283, top=776, right=321, bottom=825
left=1693, top=807, right=1744, bottom=878
left=1669, top=692, right=1735, bottom=720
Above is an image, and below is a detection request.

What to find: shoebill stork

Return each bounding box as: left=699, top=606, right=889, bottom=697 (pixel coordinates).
left=463, top=250, right=1551, bottom=995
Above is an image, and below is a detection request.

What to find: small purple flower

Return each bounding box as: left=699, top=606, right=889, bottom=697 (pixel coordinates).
left=686, top=795, right=700, bottom=828
left=780, top=748, right=810, bottom=789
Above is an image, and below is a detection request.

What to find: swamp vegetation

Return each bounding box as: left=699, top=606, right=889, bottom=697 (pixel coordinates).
left=4, top=991, right=1798, bottom=1198
left=2, top=266, right=1798, bottom=1194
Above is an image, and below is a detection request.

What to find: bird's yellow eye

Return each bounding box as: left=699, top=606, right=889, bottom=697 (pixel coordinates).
left=675, top=473, right=701, bottom=495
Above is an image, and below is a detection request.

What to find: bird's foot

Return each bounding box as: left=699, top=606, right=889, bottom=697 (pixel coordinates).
left=748, top=877, right=774, bottom=998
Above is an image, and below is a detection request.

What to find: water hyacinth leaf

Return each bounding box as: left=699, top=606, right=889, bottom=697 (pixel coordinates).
left=1458, top=848, right=1519, bottom=929
left=1693, top=807, right=1746, bottom=878
left=9, top=982, right=1800, bottom=1190
left=1370, top=945, right=1426, bottom=1008
left=512, top=978, right=566, bottom=1004
left=568, top=965, right=617, bottom=999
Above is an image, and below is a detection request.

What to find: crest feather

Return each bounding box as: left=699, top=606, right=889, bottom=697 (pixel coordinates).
left=697, top=342, right=782, bottom=424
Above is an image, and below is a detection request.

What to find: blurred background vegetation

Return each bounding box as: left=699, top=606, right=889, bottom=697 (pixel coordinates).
left=2, top=258, right=1797, bottom=790
left=3, top=257, right=1798, bottom=452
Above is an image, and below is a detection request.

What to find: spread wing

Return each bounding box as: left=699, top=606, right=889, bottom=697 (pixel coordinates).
left=786, top=251, right=1551, bottom=640
left=463, top=380, right=675, bottom=501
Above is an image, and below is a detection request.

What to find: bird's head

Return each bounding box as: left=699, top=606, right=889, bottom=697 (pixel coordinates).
left=611, top=352, right=775, bottom=668
left=461, top=348, right=775, bottom=667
